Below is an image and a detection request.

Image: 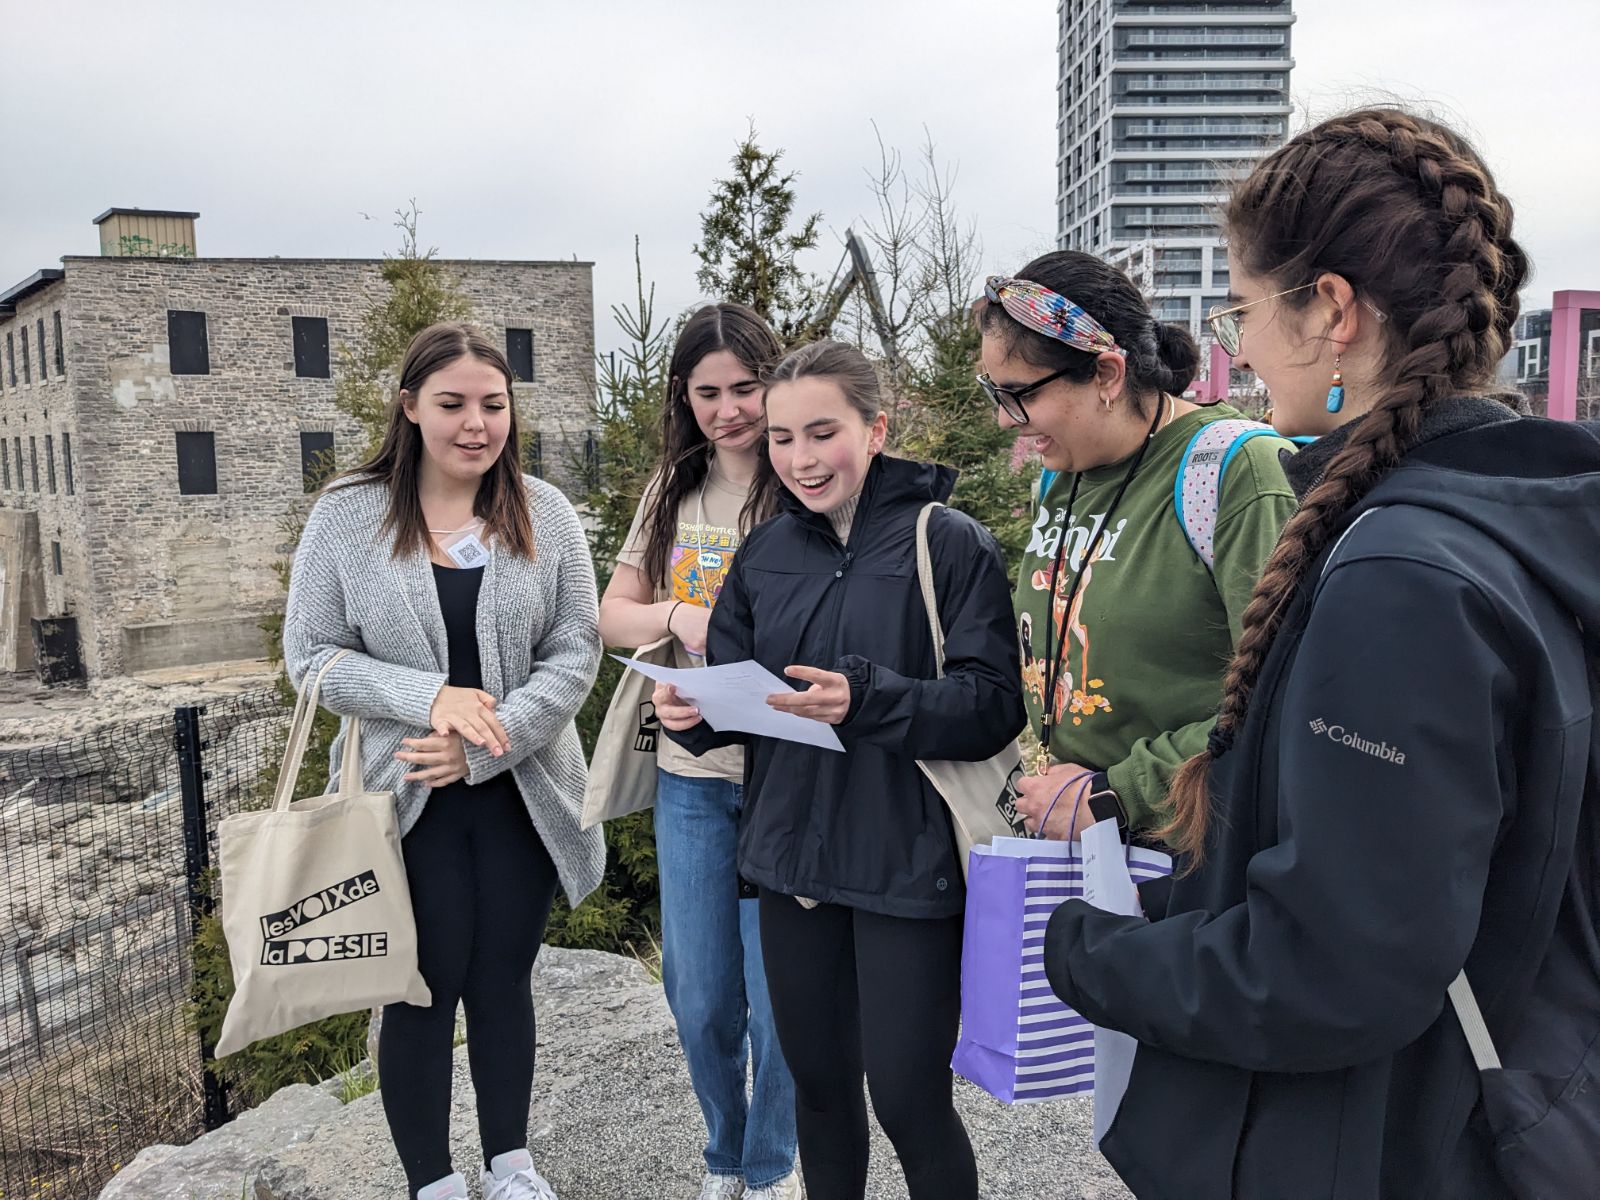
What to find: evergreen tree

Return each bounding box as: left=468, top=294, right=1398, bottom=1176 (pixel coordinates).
left=896, top=314, right=1032, bottom=578
left=545, top=241, right=671, bottom=953
left=694, top=128, right=824, bottom=346
left=334, top=204, right=473, bottom=455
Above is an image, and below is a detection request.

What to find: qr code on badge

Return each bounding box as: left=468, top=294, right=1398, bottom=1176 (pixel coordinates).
left=455, top=540, right=486, bottom=565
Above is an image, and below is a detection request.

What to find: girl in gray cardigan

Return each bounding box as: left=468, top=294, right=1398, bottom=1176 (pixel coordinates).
left=283, top=323, right=602, bottom=1200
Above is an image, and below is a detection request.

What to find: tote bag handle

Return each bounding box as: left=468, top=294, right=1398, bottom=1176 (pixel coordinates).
left=271, top=649, right=365, bottom=811
left=915, top=502, right=949, bottom=677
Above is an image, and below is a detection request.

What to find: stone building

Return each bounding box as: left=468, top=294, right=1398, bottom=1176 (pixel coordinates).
left=0, top=208, right=596, bottom=682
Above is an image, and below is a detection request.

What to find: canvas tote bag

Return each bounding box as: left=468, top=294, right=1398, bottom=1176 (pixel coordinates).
left=913, top=502, right=1030, bottom=877
left=215, top=649, right=431, bottom=1057
left=581, top=636, right=674, bottom=830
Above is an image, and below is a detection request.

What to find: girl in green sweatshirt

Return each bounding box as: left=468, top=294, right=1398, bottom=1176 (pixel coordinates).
left=977, top=252, right=1297, bottom=839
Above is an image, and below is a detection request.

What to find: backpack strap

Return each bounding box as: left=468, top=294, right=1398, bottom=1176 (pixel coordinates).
left=1034, top=468, right=1058, bottom=514
left=1036, top=419, right=1309, bottom=572
left=1174, top=419, right=1302, bottom=572
left=1448, top=970, right=1503, bottom=1071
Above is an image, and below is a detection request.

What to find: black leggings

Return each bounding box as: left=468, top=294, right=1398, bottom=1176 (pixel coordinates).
left=379, top=780, right=559, bottom=1194
left=758, top=889, right=976, bottom=1200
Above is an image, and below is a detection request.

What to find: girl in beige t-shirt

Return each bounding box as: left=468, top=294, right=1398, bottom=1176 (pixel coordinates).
left=598, top=303, right=799, bottom=1200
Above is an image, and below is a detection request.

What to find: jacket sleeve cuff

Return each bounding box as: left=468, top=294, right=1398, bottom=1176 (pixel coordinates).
left=1105, top=758, right=1158, bottom=833
left=834, top=655, right=873, bottom=726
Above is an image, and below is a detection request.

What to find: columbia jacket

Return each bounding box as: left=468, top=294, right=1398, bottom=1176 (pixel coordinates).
left=668, top=454, right=1026, bottom=918
left=1045, top=398, right=1600, bottom=1198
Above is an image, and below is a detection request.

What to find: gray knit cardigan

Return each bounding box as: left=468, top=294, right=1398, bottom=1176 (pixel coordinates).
left=282, top=476, right=605, bottom=907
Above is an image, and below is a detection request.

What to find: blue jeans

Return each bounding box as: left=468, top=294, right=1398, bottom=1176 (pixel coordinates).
left=656, top=769, right=797, bottom=1188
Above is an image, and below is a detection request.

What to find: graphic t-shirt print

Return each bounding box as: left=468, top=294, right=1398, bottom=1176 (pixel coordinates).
left=670, top=519, right=740, bottom=608
left=1021, top=503, right=1127, bottom=729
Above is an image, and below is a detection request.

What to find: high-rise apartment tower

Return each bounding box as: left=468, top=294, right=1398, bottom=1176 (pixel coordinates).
left=1056, top=1, right=1295, bottom=333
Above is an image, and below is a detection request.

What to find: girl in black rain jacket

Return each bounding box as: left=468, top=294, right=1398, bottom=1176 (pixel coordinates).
left=1044, top=110, right=1600, bottom=1200
left=658, top=341, right=1024, bottom=1200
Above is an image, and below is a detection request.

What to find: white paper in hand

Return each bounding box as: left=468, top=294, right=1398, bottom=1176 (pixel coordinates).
left=614, top=655, right=845, bottom=752
left=1080, top=818, right=1166, bottom=1146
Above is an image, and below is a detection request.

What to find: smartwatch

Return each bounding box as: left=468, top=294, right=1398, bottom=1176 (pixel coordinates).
left=1086, top=771, right=1128, bottom=834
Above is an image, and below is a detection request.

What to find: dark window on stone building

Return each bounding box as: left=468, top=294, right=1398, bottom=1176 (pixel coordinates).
left=5, top=334, right=14, bottom=386
left=44, top=434, right=55, bottom=493
left=300, top=431, right=335, bottom=492
left=293, top=317, right=331, bottom=378
left=2, top=443, right=10, bottom=490
left=506, top=328, right=534, bottom=382
left=12, top=439, right=21, bottom=490
left=20, top=336, right=29, bottom=384
left=53, top=311, right=64, bottom=376
left=29, top=437, right=39, bottom=491
left=51, top=541, right=62, bottom=576
left=176, top=431, right=218, bottom=494
left=62, top=432, right=74, bottom=495
left=36, top=321, right=46, bottom=382
left=522, top=431, right=543, bottom=479
left=168, top=310, right=211, bottom=375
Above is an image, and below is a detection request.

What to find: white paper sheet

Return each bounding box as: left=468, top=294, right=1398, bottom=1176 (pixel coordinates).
left=1080, top=817, right=1156, bottom=1146
left=614, top=655, right=845, bottom=752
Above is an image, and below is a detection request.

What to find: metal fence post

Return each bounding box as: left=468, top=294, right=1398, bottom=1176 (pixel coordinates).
left=174, top=704, right=230, bottom=1130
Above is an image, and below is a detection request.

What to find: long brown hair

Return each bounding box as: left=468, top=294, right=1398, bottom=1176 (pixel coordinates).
left=1161, top=108, right=1529, bottom=863
left=336, top=322, right=536, bottom=559
left=639, top=303, right=783, bottom=586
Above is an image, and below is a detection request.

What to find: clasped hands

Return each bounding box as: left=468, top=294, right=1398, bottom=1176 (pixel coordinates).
left=394, top=684, right=510, bottom=788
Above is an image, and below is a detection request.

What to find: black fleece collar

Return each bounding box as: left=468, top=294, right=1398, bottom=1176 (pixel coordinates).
left=1280, top=393, right=1526, bottom=500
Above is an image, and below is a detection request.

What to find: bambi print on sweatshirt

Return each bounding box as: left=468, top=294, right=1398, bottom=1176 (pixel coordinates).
left=1021, top=504, right=1127, bottom=729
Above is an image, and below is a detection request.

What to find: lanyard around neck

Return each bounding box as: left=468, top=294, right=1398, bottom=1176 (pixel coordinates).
left=1035, top=398, right=1167, bottom=775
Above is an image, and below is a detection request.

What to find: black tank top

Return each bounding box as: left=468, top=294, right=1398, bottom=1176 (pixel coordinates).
left=429, top=562, right=517, bottom=803
left=432, top=562, right=486, bottom=688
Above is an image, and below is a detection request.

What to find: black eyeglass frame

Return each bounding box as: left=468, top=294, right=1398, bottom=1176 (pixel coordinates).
left=977, top=365, right=1076, bottom=424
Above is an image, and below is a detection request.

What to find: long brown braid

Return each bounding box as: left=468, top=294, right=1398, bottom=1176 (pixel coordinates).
left=1160, top=108, right=1530, bottom=863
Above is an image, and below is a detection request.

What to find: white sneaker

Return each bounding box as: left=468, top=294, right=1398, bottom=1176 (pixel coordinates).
left=416, top=1172, right=470, bottom=1200
left=745, top=1172, right=801, bottom=1200
left=697, top=1172, right=746, bottom=1200
left=482, top=1149, right=559, bottom=1200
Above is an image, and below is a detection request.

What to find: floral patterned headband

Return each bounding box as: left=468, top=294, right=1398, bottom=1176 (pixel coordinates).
left=984, top=275, right=1123, bottom=357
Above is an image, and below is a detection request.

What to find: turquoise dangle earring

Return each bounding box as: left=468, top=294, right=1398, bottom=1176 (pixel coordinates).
left=1326, top=355, right=1345, bottom=414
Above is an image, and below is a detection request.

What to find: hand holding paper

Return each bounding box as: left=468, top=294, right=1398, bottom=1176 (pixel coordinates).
left=617, top=656, right=845, bottom=752
left=767, top=665, right=853, bottom=725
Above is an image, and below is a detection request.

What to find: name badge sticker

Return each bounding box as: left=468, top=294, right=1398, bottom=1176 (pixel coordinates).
left=445, top=532, right=489, bottom=569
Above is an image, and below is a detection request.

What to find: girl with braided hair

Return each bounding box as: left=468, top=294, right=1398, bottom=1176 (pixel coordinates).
left=1044, top=109, right=1600, bottom=1198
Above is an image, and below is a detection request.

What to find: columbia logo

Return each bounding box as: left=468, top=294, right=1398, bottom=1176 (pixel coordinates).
left=1309, top=717, right=1406, bottom=765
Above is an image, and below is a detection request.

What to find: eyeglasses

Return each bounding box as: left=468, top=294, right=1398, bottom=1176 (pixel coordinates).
left=1206, top=285, right=1389, bottom=358
left=977, top=366, right=1075, bottom=424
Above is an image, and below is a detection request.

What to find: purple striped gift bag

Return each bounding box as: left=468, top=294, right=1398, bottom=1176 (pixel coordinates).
left=951, top=834, right=1171, bottom=1104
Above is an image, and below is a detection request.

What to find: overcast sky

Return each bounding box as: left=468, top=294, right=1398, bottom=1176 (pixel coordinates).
left=3, top=0, right=1595, bottom=359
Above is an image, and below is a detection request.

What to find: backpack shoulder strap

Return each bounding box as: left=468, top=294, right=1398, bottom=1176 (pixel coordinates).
left=1034, top=468, right=1059, bottom=514
left=1175, top=418, right=1297, bottom=572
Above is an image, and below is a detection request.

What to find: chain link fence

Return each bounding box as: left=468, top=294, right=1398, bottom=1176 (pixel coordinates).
left=0, top=688, right=287, bottom=1200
